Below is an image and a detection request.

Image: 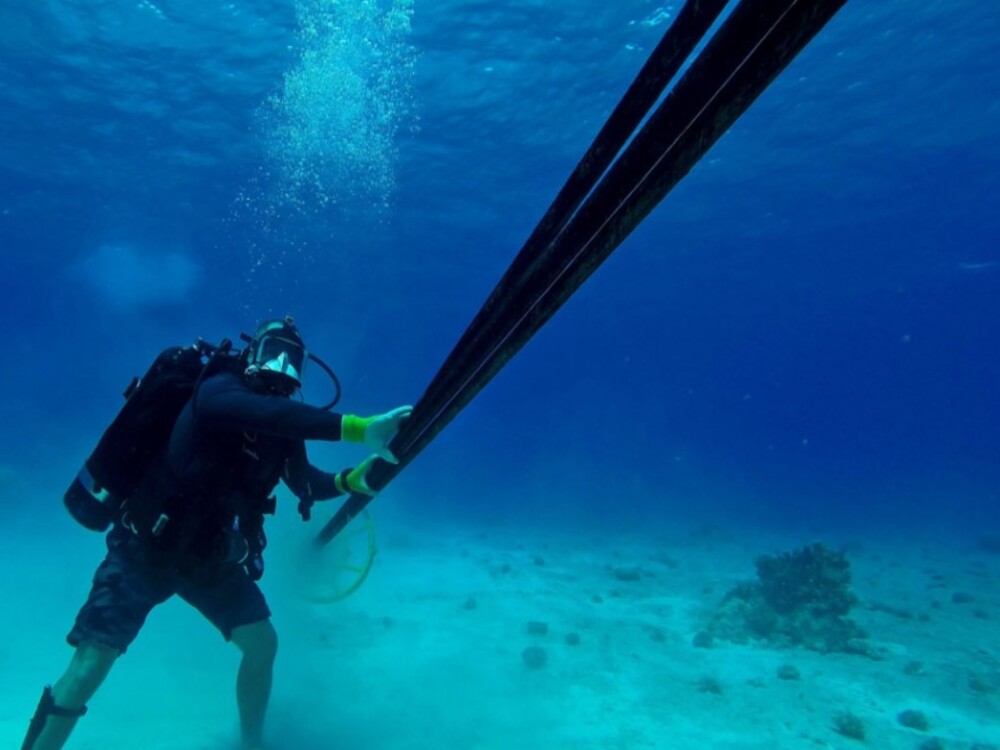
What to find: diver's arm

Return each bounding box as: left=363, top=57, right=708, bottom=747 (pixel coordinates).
left=283, top=441, right=379, bottom=520
left=283, top=441, right=342, bottom=501
left=197, top=373, right=345, bottom=440
left=196, top=373, right=412, bottom=460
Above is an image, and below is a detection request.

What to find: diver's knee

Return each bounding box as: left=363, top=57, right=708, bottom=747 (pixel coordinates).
left=233, top=620, right=278, bottom=664
left=75, top=643, right=118, bottom=676
left=254, top=625, right=278, bottom=665
left=258, top=622, right=278, bottom=663
left=58, top=644, right=118, bottom=703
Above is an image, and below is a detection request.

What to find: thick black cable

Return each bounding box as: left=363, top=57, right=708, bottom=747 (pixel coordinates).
left=413, top=0, right=730, bottom=429
left=396, top=0, right=848, bottom=461
left=414, top=0, right=850, bottom=440
left=315, top=0, right=847, bottom=547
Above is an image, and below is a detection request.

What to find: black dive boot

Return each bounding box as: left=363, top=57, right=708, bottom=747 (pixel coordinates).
left=21, top=685, right=87, bottom=750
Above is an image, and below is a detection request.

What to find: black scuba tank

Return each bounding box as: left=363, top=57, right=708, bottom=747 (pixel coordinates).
left=64, top=340, right=234, bottom=531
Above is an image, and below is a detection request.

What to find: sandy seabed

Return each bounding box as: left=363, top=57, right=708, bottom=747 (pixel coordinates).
left=2, top=500, right=998, bottom=750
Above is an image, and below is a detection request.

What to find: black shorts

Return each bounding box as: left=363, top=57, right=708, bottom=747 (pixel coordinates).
left=67, top=528, right=271, bottom=653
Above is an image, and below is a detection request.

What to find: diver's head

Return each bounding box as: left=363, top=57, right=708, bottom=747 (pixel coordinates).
left=244, top=316, right=306, bottom=396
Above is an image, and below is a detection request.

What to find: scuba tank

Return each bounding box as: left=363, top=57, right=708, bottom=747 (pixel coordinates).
left=64, top=340, right=236, bottom=531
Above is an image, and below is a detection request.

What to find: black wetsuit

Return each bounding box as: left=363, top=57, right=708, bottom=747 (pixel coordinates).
left=67, top=370, right=352, bottom=651
left=166, top=369, right=347, bottom=545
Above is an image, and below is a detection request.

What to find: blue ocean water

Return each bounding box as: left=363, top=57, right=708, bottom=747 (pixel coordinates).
left=0, top=0, right=996, bottom=526
left=2, top=1, right=999, bottom=747
left=3, top=0, right=996, bottom=535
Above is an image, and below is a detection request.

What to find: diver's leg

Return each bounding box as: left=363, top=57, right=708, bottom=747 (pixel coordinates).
left=28, top=528, right=171, bottom=749
left=180, top=558, right=273, bottom=749
left=230, top=619, right=278, bottom=750
left=23, top=643, right=119, bottom=750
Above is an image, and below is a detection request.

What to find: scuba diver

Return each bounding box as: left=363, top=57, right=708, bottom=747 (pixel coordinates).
left=21, top=317, right=412, bottom=750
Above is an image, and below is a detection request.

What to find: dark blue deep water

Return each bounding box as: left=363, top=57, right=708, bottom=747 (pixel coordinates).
left=1, top=0, right=998, bottom=536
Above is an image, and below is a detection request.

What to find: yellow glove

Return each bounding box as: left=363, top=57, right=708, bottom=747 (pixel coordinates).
left=341, top=405, right=413, bottom=464
left=334, top=455, right=379, bottom=497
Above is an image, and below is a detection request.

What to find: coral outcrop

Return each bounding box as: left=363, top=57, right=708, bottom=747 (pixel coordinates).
left=704, top=543, right=871, bottom=655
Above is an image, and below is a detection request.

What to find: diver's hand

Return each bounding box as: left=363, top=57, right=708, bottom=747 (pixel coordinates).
left=341, top=405, right=413, bottom=463
left=335, top=455, right=379, bottom=497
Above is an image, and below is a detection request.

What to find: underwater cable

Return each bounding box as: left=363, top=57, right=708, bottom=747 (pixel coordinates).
left=316, top=0, right=848, bottom=547
left=415, top=0, right=730, bottom=417
left=396, top=0, right=848, bottom=460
